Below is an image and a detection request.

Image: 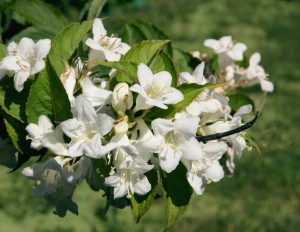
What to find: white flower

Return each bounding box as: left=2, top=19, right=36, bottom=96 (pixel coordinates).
left=183, top=141, right=227, bottom=195
left=203, top=104, right=252, bottom=157
left=151, top=117, right=203, bottom=173
left=80, top=77, right=112, bottom=109
left=105, top=147, right=153, bottom=198
left=85, top=18, right=130, bottom=62
left=111, top=82, right=133, bottom=116
left=178, top=62, right=207, bottom=85
left=204, top=36, right=247, bottom=68
left=26, top=115, right=67, bottom=156
left=60, top=95, right=114, bottom=158
left=130, top=63, right=184, bottom=111
left=0, top=37, right=51, bottom=92
left=244, top=53, right=274, bottom=92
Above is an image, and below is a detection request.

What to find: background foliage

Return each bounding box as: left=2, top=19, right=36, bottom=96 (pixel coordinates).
left=0, top=0, right=299, bottom=231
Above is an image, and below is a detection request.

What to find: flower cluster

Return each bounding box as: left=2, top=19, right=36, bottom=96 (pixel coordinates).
left=0, top=18, right=272, bottom=221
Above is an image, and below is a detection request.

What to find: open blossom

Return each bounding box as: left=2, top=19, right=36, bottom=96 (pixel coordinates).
left=182, top=141, right=228, bottom=195
left=244, top=53, right=274, bottom=92
left=26, top=115, right=67, bottom=156
left=130, top=63, right=184, bottom=111
left=105, top=147, right=153, bottom=198
left=151, top=117, right=203, bottom=173
left=0, top=37, right=51, bottom=92
left=178, top=62, right=207, bottom=86
left=85, top=18, right=130, bottom=62
left=60, top=95, right=114, bottom=158
left=204, top=36, right=247, bottom=68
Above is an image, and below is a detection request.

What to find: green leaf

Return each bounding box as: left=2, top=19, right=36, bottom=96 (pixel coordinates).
left=123, top=23, right=147, bottom=45
left=26, top=61, right=72, bottom=124
left=150, top=51, right=178, bottom=87
left=172, top=48, right=200, bottom=73
left=145, top=83, right=216, bottom=121
left=11, top=0, right=68, bottom=36
left=97, top=61, right=138, bottom=84
left=161, top=163, right=193, bottom=230
left=48, top=20, right=93, bottom=77
left=0, top=44, right=6, bottom=59
left=122, top=40, right=170, bottom=64
left=87, top=0, right=107, bottom=20
left=26, top=71, right=53, bottom=123
left=131, top=170, right=158, bottom=223
left=99, top=40, right=170, bottom=84
left=0, top=76, right=30, bottom=122
left=228, top=93, right=256, bottom=113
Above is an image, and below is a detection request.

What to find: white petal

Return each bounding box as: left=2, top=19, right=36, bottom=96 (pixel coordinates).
left=206, top=161, right=224, bottom=182
left=153, top=71, right=172, bottom=88
left=38, top=115, right=53, bottom=131
left=192, top=62, right=205, bottom=80
left=60, top=118, right=82, bottom=138
left=232, top=135, right=246, bottom=157
left=74, top=95, right=97, bottom=121
left=81, top=78, right=112, bottom=108
left=96, top=114, right=113, bottom=136
left=113, top=183, right=128, bottom=199
left=234, top=104, right=252, bottom=118
left=137, top=63, right=154, bottom=87
left=17, top=37, right=35, bottom=58
left=105, top=174, right=120, bottom=187
left=30, top=60, right=45, bottom=76
left=26, top=123, right=42, bottom=139
left=180, top=137, right=203, bottom=160
left=260, top=78, right=274, bottom=92
left=145, top=98, right=167, bottom=109
left=1, top=56, right=20, bottom=71
left=204, top=39, right=220, bottom=51
left=161, top=87, right=183, bottom=104
left=43, top=128, right=68, bottom=156
left=133, top=176, right=151, bottom=195
left=159, top=145, right=181, bottom=173
left=187, top=171, right=204, bottom=195
left=233, top=43, right=247, bottom=52
left=85, top=38, right=103, bottom=50
left=103, top=49, right=121, bottom=61
left=118, top=42, right=131, bottom=55
left=83, top=134, right=104, bottom=158
left=249, top=52, right=261, bottom=67
left=151, top=118, right=173, bottom=137
left=34, top=39, right=51, bottom=60
left=203, top=141, right=227, bottom=160
left=174, top=117, right=199, bottom=138
left=14, top=71, right=30, bottom=92
left=92, top=18, right=107, bottom=40
left=227, top=50, right=243, bottom=61
left=179, top=72, right=196, bottom=84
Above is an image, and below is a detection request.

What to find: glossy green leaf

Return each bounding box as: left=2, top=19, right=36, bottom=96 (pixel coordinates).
left=0, top=76, right=30, bottom=122
left=123, top=23, right=147, bottom=45
left=11, top=0, right=68, bottom=36
left=161, top=163, right=193, bottom=230
left=87, top=0, right=107, bottom=20
left=228, top=93, right=255, bottom=113
left=145, top=83, right=216, bottom=121
left=48, top=20, right=93, bottom=77
left=172, top=48, right=200, bottom=73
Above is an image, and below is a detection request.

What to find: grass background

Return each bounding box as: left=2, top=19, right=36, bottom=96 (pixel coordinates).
left=0, top=0, right=300, bottom=231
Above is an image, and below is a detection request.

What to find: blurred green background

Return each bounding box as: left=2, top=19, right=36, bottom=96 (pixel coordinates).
left=0, top=0, right=300, bottom=231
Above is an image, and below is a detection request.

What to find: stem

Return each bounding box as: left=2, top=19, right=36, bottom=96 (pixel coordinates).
left=196, top=112, right=261, bottom=143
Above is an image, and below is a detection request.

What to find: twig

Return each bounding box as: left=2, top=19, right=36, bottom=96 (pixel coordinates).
left=196, top=112, right=261, bottom=142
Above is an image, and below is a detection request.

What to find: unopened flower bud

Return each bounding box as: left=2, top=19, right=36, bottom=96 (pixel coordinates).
left=112, top=83, right=133, bottom=116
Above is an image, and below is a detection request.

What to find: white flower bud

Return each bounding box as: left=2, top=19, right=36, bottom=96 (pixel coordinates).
left=114, top=121, right=129, bottom=135
left=111, top=83, right=133, bottom=116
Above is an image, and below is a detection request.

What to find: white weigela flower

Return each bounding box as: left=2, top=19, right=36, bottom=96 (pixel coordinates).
left=130, top=63, right=184, bottom=111
left=111, top=82, right=133, bottom=116
left=80, top=77, right=112, bottom=109
left=0, top=37, right=51, bottom=92
left=151, top=117, right=203, bottom=173
left=60, top=95, right=114, bottom=158
left=204, top=36, right=247, bottom=68
left=85, top=18, right=131, bottom=62
left=244, top=52, right=274, bottom=92
left=26, top=115, right=67, bottom=156
left=178, top=62, right=207, bottom=86
left=183, top=141, right=228, bottom=195
left=105, top=147, right=153, bottom=198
